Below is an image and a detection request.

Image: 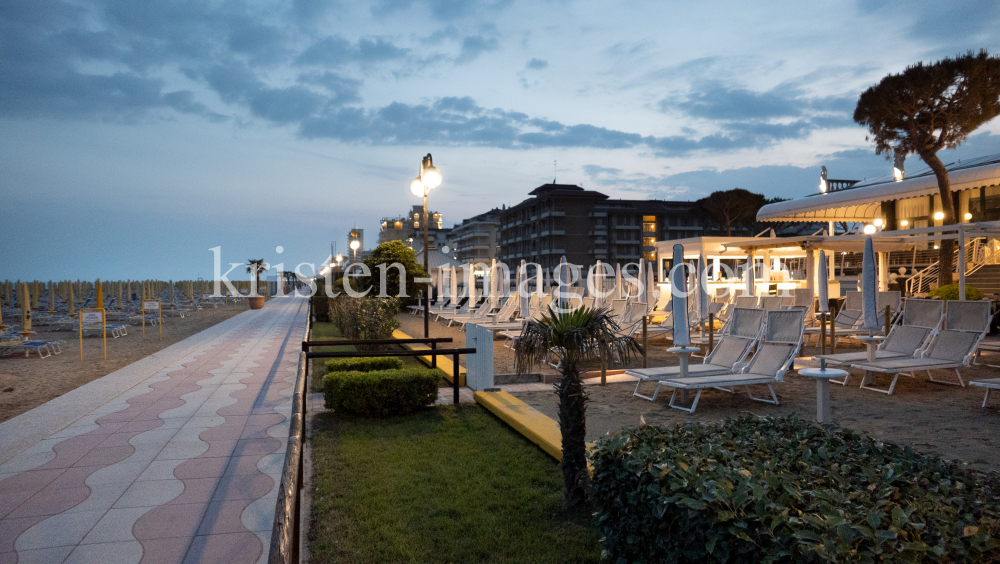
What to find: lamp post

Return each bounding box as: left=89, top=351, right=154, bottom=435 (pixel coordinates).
left=410, top=153, right=442, bottom=338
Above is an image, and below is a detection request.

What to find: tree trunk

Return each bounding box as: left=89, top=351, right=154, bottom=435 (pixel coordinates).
left=556, top=364, right=588, bottom=508
left=920, top=151, right=956, bottom=289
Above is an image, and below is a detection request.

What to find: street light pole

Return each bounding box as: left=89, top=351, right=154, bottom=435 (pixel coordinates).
left=411, top=153, right=442, bottom=340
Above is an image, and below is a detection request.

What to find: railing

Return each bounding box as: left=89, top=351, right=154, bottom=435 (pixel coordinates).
left=906, top=237, right=987, bottom=294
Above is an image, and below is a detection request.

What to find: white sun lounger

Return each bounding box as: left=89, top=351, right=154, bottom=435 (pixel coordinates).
left=814, top=298, right=944, bottom=384
left=629, top=307, right=765, bottom=401
left=970, top=379, right=1000, bottom=408
left=850, top=300, right=993, bottom=395
left=653, top=308, right=806, bottom=413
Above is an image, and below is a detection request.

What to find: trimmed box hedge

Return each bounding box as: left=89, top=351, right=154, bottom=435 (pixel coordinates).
left=323, top=367, right=439, bottom=416
left=590, top=415, right=1000, bottom=563
left=325, top=356, right=404, bottom=374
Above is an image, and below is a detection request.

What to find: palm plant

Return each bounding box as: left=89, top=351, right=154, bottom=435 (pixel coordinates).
left=246, top=259, right=269, bottom=294
left=514, top=306, right=643, bottom=507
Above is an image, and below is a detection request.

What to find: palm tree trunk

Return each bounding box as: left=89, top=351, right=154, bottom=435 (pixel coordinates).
left=920, top=151, right=956, bottom=289
left=556, top=364, right=588, bottom=508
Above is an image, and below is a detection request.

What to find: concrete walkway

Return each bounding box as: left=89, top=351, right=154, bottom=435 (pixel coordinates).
left=0, top=297, right=308, bottom=564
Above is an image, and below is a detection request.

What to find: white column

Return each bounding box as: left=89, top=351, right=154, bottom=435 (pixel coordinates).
left=712, top=256, right=721, bottom=281
left=878, top=252, right=889, bottom=292
left=805, top=248, right=815, bottom=294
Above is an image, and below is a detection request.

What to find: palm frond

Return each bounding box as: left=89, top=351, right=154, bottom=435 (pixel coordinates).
left=512, top=306, right=645, bottom=375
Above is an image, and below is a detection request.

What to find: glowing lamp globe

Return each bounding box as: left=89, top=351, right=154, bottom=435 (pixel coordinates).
left=863, top=224, right=877, bottom=235
left=873, top=218, right=883, bottom=227
left=421, top=164, right=442, bottom=189
left=350, top=240, right=360, bottom=251
left=964, top=212, right=972, bottom=220
left=934, top=211, right=944, bottom=221
left=410, top=177, right=424, bottom=197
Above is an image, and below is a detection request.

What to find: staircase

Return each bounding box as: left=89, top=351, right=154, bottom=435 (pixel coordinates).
left=906, top=238, right=992, bottom=295
left=966, top=264, right=1000, bottom=296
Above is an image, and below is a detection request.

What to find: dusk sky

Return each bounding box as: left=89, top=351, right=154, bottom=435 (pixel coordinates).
left=2, top=0, right=999, bottom=281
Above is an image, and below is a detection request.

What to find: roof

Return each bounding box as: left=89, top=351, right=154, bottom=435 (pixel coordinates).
left=414, top=247, right=456, bottom=270
left=526, top=183, right=609, bottom=199
left=757, top=154, right=1000, bottom=222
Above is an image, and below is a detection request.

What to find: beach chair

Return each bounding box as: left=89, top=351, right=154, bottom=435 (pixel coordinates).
left=630, top=307, right=765, bottom=401
left=652, top=308, right=806, bottom=413
left=434, top=296, right=473, bottom=321
left=814, top=299, right=943, bottom=384
left=458, top=295, right=520, bottom=330
left=970, top=379, right=1000, bottom=408
left=759, top=296, right=783, bottom=311
left=438, top=297, right=493, bottom=326
left=851, top=300, right=993, bottom=395
left=835, top=291, right=902, bottom=341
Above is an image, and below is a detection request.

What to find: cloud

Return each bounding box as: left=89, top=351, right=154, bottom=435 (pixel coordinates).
left=525, top=58, right=548, bottom=70
left=297, top=36, right=410, bottom=67
left=456, top=35, right=499, bottom=64
left=371, top=0, right=513, bottom=21
left=855, top=0, right=1000, bottom=47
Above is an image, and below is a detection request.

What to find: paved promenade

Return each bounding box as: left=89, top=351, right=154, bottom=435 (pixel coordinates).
left=0, top=297, right=308, bottom=564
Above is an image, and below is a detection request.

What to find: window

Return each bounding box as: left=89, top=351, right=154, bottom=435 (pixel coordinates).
left=642, top=222, right=656, bottom=232
left=642, top=237, right=656, bottom=247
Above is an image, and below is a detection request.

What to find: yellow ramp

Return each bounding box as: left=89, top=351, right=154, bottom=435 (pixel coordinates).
left=392, top=329, right=466, bottom=387
left=475, top=390, right=562, bottom=461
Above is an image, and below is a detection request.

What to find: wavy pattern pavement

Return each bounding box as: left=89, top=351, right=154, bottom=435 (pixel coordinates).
left=0, top=297, right=306, bottom=564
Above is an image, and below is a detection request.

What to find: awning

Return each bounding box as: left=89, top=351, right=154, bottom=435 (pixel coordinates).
left=757, top=160, right=1000, bottom=222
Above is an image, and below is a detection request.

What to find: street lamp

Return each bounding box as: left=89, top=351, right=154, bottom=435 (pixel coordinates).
left=350, top=239, right=360, bottom=262
left=411, top=153, right=442, bottom=338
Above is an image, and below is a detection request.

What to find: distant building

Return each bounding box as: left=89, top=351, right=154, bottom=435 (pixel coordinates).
left=347, top=228, right=365, bottom=261
left=450, top=208, right=501, bottom=264
left=497, top=183, right=703, bottom=271
left=378, top=205, right=451, bottom=249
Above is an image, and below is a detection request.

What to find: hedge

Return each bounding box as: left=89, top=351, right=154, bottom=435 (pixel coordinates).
left=325, top=356, right=404, bottom=374
left=323, top=368, right=439, bottom=416
left=590, top=415, right=1000, bottom=564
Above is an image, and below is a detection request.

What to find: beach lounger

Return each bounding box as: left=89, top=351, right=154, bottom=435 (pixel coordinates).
left=653, top=308, right=806, bottom=413
left=970, top=379, right=1000, bottom=408
left=814, top=298, right=944, bottom=384
left=630, top=307, right=765, bottom=401
left=851, top=300, right=993, bottom=395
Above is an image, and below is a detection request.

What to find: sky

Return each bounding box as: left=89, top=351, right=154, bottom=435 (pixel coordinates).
left=1, top=0, right=999, bottom=281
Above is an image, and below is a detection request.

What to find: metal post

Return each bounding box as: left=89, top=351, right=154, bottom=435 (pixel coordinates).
left=424, top=188, right=430, bottom=339
left=641, top=315, right=648, bottom=368
left=453, top=352, right=460, bottom=405
left=431, top=340, right=437, bottom=368
left=708, top=313, right=714, bottom=353
left=884, top=305, right=891, bottom=336
left=600, top=343, right=607, bottom=386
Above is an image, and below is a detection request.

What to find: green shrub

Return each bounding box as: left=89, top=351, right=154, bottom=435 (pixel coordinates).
left=328, top=296, right=400, bottom=351
left=310, top=293, right=332, bottom=322
left=325, top=356, right=404, bottom=374
left=323, top=368, right=439, bottom=416
left=589, top=415, right=1000, bottom=564
left=929, top=283, right=985, bottom=301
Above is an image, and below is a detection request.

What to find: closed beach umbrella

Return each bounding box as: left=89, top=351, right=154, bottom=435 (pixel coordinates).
left=615, top=263, right=622, bottom=299
left=697, top=253, right=709, bottom=321
left=48, top=280, right=55, bottom=313
left=862, top=236, right=879, bottom=330
left=646, top=266, right=656, bottom=307
left=637, top=258, right=646, bottom=302
left=21, top=282, right=31, bottom=332
left=96, top=280, right=104, bottom=309
left=170, top=280, right=175, bottom=309
left=817, top=251, right=829, bottom=313
left=450, top=265, right=458, bottom=304
left=671, top=244, right=690, bottom=346
left=67, top=281, right=75, bottom=316
left=519, top=261, right=529, bottom=317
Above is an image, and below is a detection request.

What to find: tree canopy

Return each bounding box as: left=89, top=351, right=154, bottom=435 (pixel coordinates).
left=693, top=188, right=768, bottom=236
left=854, top=49, right=1000, bottom=285
left=361, top=240, right=429, bottom=306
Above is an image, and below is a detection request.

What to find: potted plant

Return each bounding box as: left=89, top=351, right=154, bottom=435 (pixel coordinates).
left=246, top=258, right=269, bottom=309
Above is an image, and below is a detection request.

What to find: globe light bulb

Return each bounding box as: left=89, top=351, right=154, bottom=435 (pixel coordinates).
left=964, top=212, right=972, bottom=220
left=863, top=225, right=877, bottom=235
left=421, top=164, right=442, bottom=189
left=350, top=240, right=360, bottom=250
left=873, top=218, right=883, bottom=227
left=933, top=211, right=944, bottom=221
left=410, top=177, right=424, bottom=197
left=900, top=220, right=909, bottom=227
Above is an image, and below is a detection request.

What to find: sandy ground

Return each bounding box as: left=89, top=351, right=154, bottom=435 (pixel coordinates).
left=509, top=342, right=1000, bottom=471
left=0, top=305, right=245, bottom=422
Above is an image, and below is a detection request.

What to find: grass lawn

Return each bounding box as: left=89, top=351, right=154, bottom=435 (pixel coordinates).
left=309, top=322, right=445, bottom=391
left=307, top=405, right=601, bottom=564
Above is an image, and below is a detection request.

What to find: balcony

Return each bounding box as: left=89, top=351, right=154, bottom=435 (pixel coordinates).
left=540, top=249, right=566, bottom=255
left=587, top=212, right=607, bottom=218
left=540, top=211, right=566, bottom=218
left=539, top=230, right=566, bottom=237
left=613, top=225, right=640, bottom=230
